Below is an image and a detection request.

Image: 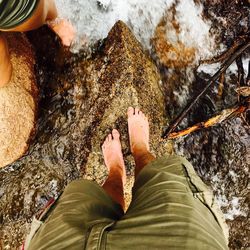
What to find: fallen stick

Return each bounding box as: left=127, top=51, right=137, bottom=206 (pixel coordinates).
left=199, top=35, right=248, bottom=65
left=236, top=56, right=245, bottom=102
left=162, top=40, right=250, bottom=139
left=168, top=100, right=249, bottom=139
left=246, top=60, right=250, bottom=86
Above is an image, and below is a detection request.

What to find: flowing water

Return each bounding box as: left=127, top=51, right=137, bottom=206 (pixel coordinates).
left=0, top=0, right=249, bottom=249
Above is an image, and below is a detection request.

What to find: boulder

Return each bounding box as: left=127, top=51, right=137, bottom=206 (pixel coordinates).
left=0, top=33, right=38, bottom=168
left=70, top=20, right=173, bottom=206
left=72, top=21, right=171, bottom=183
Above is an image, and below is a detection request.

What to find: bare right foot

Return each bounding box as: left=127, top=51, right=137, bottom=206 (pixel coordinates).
left=127, top=107, right=155, bottom=177
left=127, top=107, right=150, bottom=156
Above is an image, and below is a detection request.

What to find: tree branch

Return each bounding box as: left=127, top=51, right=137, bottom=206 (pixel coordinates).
left=162, top=40, right=250, bottom=139
left=168, top=98, right=249, bottom=139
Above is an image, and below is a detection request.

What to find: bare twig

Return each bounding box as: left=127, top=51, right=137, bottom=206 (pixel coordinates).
left=247, top=60, right=250, bottom=86
left=217, top=73, right=225, bottom=100
left=162, top=40, right=250, bottom=139
left=168, top=98, right=249, bottom=139
left=199, top=35, right=248, bottom=65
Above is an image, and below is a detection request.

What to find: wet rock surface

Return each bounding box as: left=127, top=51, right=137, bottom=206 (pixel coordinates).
left=0, top=33, right=38, bottom=169
left=0, top=21, right=170, bottom=249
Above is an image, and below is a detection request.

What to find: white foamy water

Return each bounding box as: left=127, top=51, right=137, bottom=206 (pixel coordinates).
left=56, top=0, right=170, bottom=51
left=56, top=0, right=218, bottom=59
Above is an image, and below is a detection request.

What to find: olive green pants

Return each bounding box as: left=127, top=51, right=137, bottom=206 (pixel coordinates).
left=27, top=155, right=229, bottom=250
left=0, top=0, right=39, bottom=29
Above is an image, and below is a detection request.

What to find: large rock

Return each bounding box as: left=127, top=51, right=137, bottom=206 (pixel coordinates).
left=73, top=20, right=171, bottom=182
left=0, top=33, right=38, bottom=168
left=72, top=20, right=172, bottom=205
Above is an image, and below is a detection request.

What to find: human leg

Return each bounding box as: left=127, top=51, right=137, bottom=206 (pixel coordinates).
left=0, top=34, right=12, bottom=87
left=0, top=0, right=75, bottom=86
left=102, top=129, right=126, bottom=210
left=1, top=0, right=75, bottom=46
left=106, top=155, right=229, bottom=250
left=127, top=107, right=155, bottom=178
left=26, top=179, right=123, bottom=250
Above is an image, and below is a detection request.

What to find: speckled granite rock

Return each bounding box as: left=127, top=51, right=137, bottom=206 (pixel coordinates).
left=0, top=33, right=38, bottom=168
left=74, top=21, right=171, bottom=183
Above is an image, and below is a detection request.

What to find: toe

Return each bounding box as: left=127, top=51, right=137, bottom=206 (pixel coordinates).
left=135, top=107, right=139, bottom=115
left=108, top=134, right=112, bottom=141
left=105, top=137, right=109, bottom=144
left=112, top=129, right=120, bottom=140
left=127, top=107, right=134, bottom=117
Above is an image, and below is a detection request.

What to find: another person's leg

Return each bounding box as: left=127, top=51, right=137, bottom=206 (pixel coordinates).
left=0, top=34, right=12, bottom=87
left=127, top=107, right=155, bottom=178
left=4, top=0, right=75, bottom=46
left=0, top=0, right=75, bottom=87
left=102, top=129, right=126, bottom=210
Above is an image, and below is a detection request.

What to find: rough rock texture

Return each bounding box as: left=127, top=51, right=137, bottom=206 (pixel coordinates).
left=0, top=21, right=171, bottom=249
left=0, top=33, right=38, bottom=168
left=74, top=21, right=170, bottom=182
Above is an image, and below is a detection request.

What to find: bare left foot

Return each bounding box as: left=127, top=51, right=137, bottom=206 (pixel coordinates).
left=48, top=18, right=76, bottom=47
left=102, top=129, right=126, bottom=184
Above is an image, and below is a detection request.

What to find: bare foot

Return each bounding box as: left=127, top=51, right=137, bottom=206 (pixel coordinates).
left=47, top=18, right=76, bottom=47
left=102, top=129, right=126, bottom=184
left=127, top=107, right=150, bottom=155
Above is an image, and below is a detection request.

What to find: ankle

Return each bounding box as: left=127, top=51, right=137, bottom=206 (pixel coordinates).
left=131, top=143, right=150, bottom=158
left=133, top=151, right=155, bottom=179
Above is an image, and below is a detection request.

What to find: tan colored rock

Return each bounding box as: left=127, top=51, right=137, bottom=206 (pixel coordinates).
left=0, top=33, right=38, bottom=168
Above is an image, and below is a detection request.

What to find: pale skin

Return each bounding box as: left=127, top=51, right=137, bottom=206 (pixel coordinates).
left=0, top=0, right=75, bottom=87
left=102, top=107, right=155, bottom=210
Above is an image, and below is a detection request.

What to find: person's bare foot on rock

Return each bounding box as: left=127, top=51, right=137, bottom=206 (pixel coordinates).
left=127, top=107, right=155, bottom=177
left=127, top=107, right=150, bottom=155
left=48, top=19, right=76, bottom=47
left=102, top=129, right=126, bottom=184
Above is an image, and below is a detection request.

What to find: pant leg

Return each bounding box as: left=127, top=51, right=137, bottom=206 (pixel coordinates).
left=27, top=179, right=123, bottom=250
left=106, top=155, right=229, bottom=250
